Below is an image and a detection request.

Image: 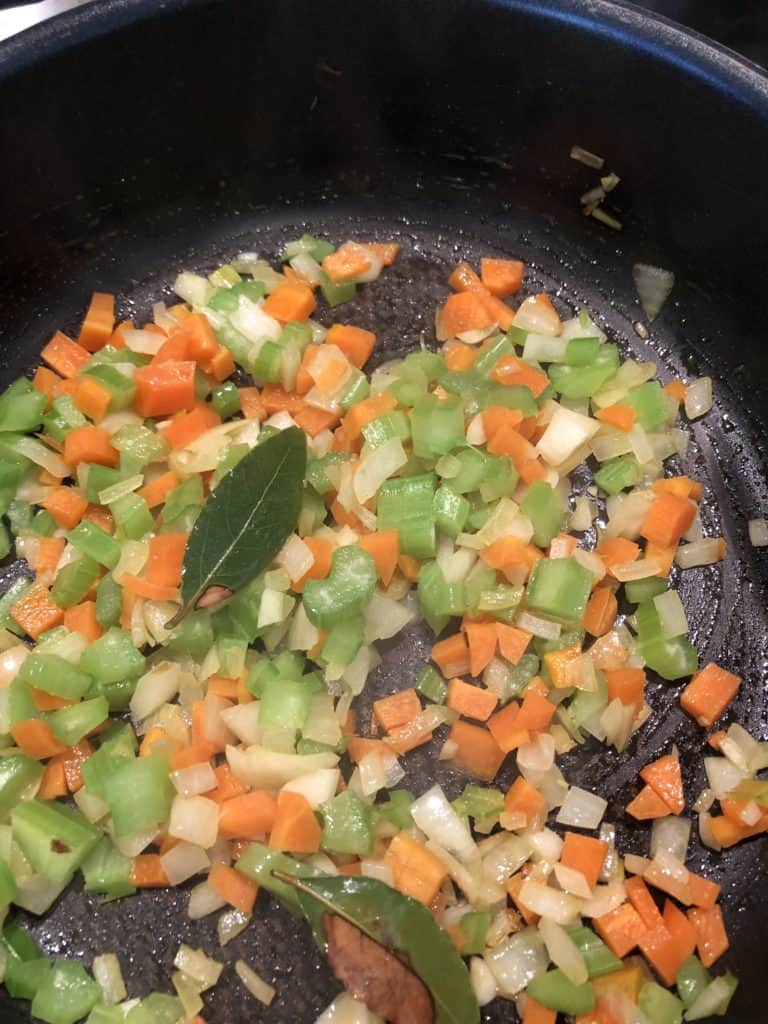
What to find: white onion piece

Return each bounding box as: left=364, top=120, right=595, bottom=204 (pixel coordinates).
left=704, top=756, right=747, bottom=800
left=470, top=957, right=497, bottom=1007
left=518, top=879, right=581, bottom=925
left=363, top=591, right=414, bottom=642
left=168, top=795, right=220, bottom=849
left=698, top=812, right=722, bottom=852
left=188, top=881, right=227, bottom=920
left=610, top=559, right=662, bottom=582
left=130, top=661, right=181, bottom=723
left=674, top=538, right=724, bottom=568
left=517, top=734, right=556, bottom=776
left=92, top=954, right=127, bottom=1005
left=580, top=880, right=627, bottom=918
left=220, top=703, right=261, bottom=746
left=235, top=960, right=276, bottom=1006
left=218, top=908, right=251, bottom=947
left=174, top=271, right=214, bottom=306
left=411, top=785, right=477, bottom=862
left=123, top=329, right=166, bottom=355
left=748, top=518, right=768, bottom=547
left=481, top=835, right=530, bottom=885
left=653, top=590, right=689, bottom=638
left=231, top=295, right=281, bottom=344
left=523, top=334, right=567, bottom=363
left=289, top=252, right=322, bottom=284
left=553, top=862, right=592, bottom=899
left=227, top=745, right=338, bottom=789
left=692, top=788, right=715, bottom=814
left=275, top=533, right=314, bottom=582
left=0, top=644, right=29, bottom=687
left=556, top=786, right=607, bottom=829
left=684, top=377, right=713, bottom=420
left=569, top=495, right=595, bottom=532
left=516, top=611, right=561, bottom=641
left=632, top=263, right=675, bottom=322
left=466, top=413, right=487, bottom=445
left=170, top=762, right=216, bottom=798
left=513, top=296, right=562, bottom=336
left=526, top=828, right=563, bottom=864
left=315, top=992, right=382, bottom=1024
left=684, top=976, right=736, bottom=1020
left=537, top=407, right=599, bottom=467
left=651, top=815, right=691, bottom=861
left=485, top=929, right=548, bottom=996
left=538, top=917, right=588, bottom=985
left=13, top=437, right=70, bottom=479
left=160, top=842, right=210, bottom=886
left=624, top=853, right=651, bottom=876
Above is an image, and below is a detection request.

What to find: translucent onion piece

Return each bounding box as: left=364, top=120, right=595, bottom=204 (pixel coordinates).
left=632, top=263, right=675, bottom=322
left=92, top=954, right=127, bottom=1005
left=130, top=661, right=181, bottom=723
left=171, top=762, right=217, bottom=798
left=516, top=611, right=561, bottom=641
left=553, top=862, right=592, bottom=899
left=485, top=929, right=548, bottom=996
left=684, top=376, right=713, bottom=420
left=675, top=537, right=725, bottom=568
left=188, top=881, right=227, bottom=920
left=650, top=816, right=691, bottom=862
left=538, top=917, right=588, bottom=985
left=235, top=960, right=276, bottom=1006
left=411, top=785, right=478, bottom=862
left=518, top=879, right=581, bottom=925
left=174, top=945, right=223, bottom=990
left=218, top=908, right=252, bottom=947
left=748, top=518, right=768, bottom=547
left=168, top=795, right=220, bottom=849
left=160, top=842, right=211, bottom=886
left=470, top=957, right=498, bottom=1007
left=556, top=786, right=607, bottom=829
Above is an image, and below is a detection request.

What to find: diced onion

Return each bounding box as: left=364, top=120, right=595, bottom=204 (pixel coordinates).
left=698, top=811, right=722, bottom=852
left=235, top=960, right=276, bottom=1006
left=411, top=785, right=478, bottom=862
left=171, top=762, right=217, bottom=798
left=174, top=271, right=214, bottom=307
left=220, top=703, right=261, bottom=746
left=553, top=862, right=592, bottom=898
left=518, top=879, right=581, bottom=925
left=289, top=252, right=323, bottom=284
left=174, top=945, right=223, bottom=990
left=517, top=734, right=556, bottom=776
left=684, top=376, right=713, bottom=420
left=580, top=880, right=626, bottom=918
left=653, top=589, right=689, bottom=638
left=315, top=992, right=382, bottom=1024
left=516, top=611, right=561, bottom=641
left=92, top=954, right=127, bottom=1004
left=623, top=853, right=651, bottom=876
left=485, top=930, right=548, bottom=996
left=684, top=976, right=736, bottom=1020
left=556, top=786, right=607, bottom=829
left=748, top=518, right=768, bottom=547
left=363, top=591, right=414, bottom=642
left=160, top=842, right=211, bottom=886
left=123, top=328, right=167, bottom=355
left=632, top=263, right=675, bottom=322
left=168, top=795, right=220, bottom=849
left=13, top=437, right=70, bottom=478
left=218, top=908, right=251, bottom=947
left=525, top=828, right=563, bottom=864
left=650, top=816, right=691, bottom=861
left=130, top=661, right=181, bottom=723
left=523, top=334, right=567, bottom=363
left=675, top=537, right=725, bottom=568
left=704, top=756, right=747, bottom=800
left=227, top=745, right=338, bottom=789
left=537, top=407, right=599, bottom=467
left=569, top=496, right=594, bottom=532
left=466, top=413, right=486, bottom=445
left=610, top=558, right=661, bottom=582
left=538, top=917, right=588, bottom=985
left=513, top=296, right=562, bottom=337
left=188, top=881, right=227, bottom=920
left=275, top=533, right=314, bottom=582
left=470, top=957, right=497, bottom=1007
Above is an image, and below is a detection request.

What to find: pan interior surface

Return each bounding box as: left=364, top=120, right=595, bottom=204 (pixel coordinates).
left=0, top=1, right=767, bottom=1021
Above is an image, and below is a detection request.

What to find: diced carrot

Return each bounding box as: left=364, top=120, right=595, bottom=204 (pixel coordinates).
left=78, top=293, right=115, bottom=352
left=137, top=470, right=179, bottom=509
left=495, top=623, right=532, bottom=665
left=268, top=790, right=322, bottom=853
left=397, top=554, right=421, bottom=583
left=432, top=633, right=471, bottom=678
left=597, top=537, right=640, bottom=570
left=63, top=601, right=103, bottom=642
left=483, top=405, right=524, bottom=439
left=326, top=323, right=376, bottom=368
left=294, top=405, right=341, bottom=437
left=373, top=689, right=422, bottom=733
left=208, top=861, right=259, bottom=913
left=640, top=492, right=696, bottom=548
left=652, top=475, right=700, bottom=500
left=640, top=752, right=684, bottom=814
left=447, top=261, right=515, bottom=330
left=262, top=283, right=316, bottom=324
left=688, top=905, right=729, bottom=968
left=594, top=902, right=646, bottom=958
left=560, top=832, right=608, bottom=890
left=443, top=341, right=476, bottom=372
left=686, top=872, right=720, bottom=910
left=639, top=900, right=696, bottom=986
left=604, top=667, right=646, bottom=709
left=296, top=346, right=321, bottom=395
left=708, top=730, right=727, bottom=752
left=29, top=688, right=72, bottom=712
left=543, top=643, right=582, bottom=689
left=38, top=757, right=68, bottom=799
left=664, top=380, right=687, bottom=403
left=480, top=535, right=541, bottom=576
left=357, top=531, right=399, bottom=588
left=707, top=813, right=768, bottom=848
left=42, top=487, right=89, bottom=530
left=625, top=876, right=665, bottom=931
left=491, top=356, right=549, bottom=398
left=161, top=403, right=221, bottom=449
left=486, top=423, right=535, bottom=464
left=507, top=872, right=539, bottom=926
left=363, top=242, right=400, bottom=266
left=480, top=257, right=524, bottom=299
left=108, top=319, right=133, bottom=348
left=584, top=586, right=618, bottom=637
left=120, top=587, right=137, bottom=631
left=329, top=499, right=366, bottom=531
left=488, top=701, right=530, bottom=753
left=207, top=763, right=246, bottom=803
left=121, top=574, right=178, bottom=602
left=514, top=690, right=556, bottom=732
left=595, top=404, right=637, bottom=432
left=131, top=854, right=169, bottom=889
left=626, top=784, right=672, bottom=821
left=438, top=291, right=494, bottom=337
left=261, top=384, right=307, bottom=414
left=232, top=386, right=264, bottom=422
left=504, top=776, right=546, bottom=828
left=84, top=506, right=113, bottom=536
left=446, top=678, right=499, bottom=722
left=169, top=742, right=216, bottom=772
left=464, top=620, right=499, bottom=677
left=61, top=740, right=92, bottom=793
left=63, top=426, right=119, bottom=468
left=165, top=313, right=218, bottom=365
left=343, top=391, right=398, bottom=441
left=521, top=997, right=555, bottom=1024
left=9, top=583, right=64, bottom=640
left=322, top=242, right=375, bottom=283
left=206, top=675, right=239, bottom=700
left=203, top=344, right=236, bottom=383
left=346, top=737, right=391, bottom=764
left=32, top=365, right=64, bottom=409
left=384, top=830, right=447, bottom=905
left=41, top=331, right=91, bottom=379
left=73, top=375, right=112, bottom=422
left=33, top=536, right=66, bottom=583
left=11, top=718, right=68, bottom=760
left=219, top=791, right=279, bottom=840
left=146, top=532, right=187, bottom=588
left=139, top=726, right=170, bottom=758
left=645, top=539, right=677, bottom=578
left=548, top=533, right=578, bottom=559
left=680, top=662, right=740, bottom=727
left=291, top=535, right=334, bottom=593
left=134, top=360, right=196, bottom=418
left=518, top=458, right=548, bottom=484
left=449, top=720, right=506, bottom=781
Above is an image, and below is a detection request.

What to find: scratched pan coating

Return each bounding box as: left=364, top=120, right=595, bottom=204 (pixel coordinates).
left=1, top=1, right=768, bottom=1021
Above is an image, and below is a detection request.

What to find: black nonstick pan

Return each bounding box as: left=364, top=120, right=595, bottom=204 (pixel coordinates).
left=1, top=1, right=768, bottom=1020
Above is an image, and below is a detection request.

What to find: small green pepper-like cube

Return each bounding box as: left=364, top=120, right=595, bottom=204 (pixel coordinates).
left=525, top=556, right=593, bottom=623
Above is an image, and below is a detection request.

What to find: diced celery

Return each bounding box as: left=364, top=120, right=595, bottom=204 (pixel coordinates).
left=377, top=473, right=436, bottom=557
left=638, top=981, right=684, bottom=1024
left=163, top=475, right=204, bottom=522
left=416, top=665, right=447, bottom=704
left=459, top=910, right=491, bottom=955
left=625, top=576, right=667, bottom=604
left=235, top=843, right=322, bottom=913
left=49, top=696, right=109, bottom=745
left=362, top=411, right=411, bottom=449
left=303, top=547, right=377, bottom=629
left=322, top=617, right=365, bottom=668
left=378, top=789, right=414, bottom=829
left=11, top=801, right=101, bottom=882
left=410, top=394, right=465, bottom=458
left=18, top=653, right=92, bottom=699
left=168, top=610, right=214, bottom=658
left=51, top=555, right=101, bottom=608
left=521, top=480, right=565, bottom=547
left=80, top=628, right=146, bottom=683
left=0, top=754, right=44, bottom=819
left=31, top=959, right=102, bottom=1024
left=81, top=836, right=135, bottom=899
left=525, top=557, right=593, bottom=622
left=452, top=785, right=504, bottom=820
left=321, top=790, right=374, bottom=855
left=624, top=380, right=669, bottom=430
left=417, top=562, right=464, bottom=634
left=525, top=968, right=595, bottom=1015
left=102, top=755, right=174, bottom=837
left=594, top=455, right=641, bottom=495
left=319, top=271, right=356, bottom=307
left=67, top=521, right=122, bottom=570
left=568, top=925, right=622, bottom=977
left=95, top=574, right=122, bottom=629
left=85, top=365, right=136, bottom=412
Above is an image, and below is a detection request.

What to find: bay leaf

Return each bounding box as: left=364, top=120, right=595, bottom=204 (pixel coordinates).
left=167, top=427, right=306, bottom=626
left=274, top=873, right=480, bottom=1024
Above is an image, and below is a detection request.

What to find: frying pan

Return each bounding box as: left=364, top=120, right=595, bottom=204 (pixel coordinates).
left=1, top=1, right=767, bottom=1020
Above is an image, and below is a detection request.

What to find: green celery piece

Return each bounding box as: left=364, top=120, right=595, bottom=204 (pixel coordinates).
left=377, top=473, right=436, bottom=558
left=432, top=486, right=470, bottom=539
left=125, top=994, right=185, bottom=1024
left=410, top=393, right=465, bottom=458
left=18, top=653, right=92, bottom=699
left=503, top=653, right=541, bottom=701
left=306, top=452, right=350, bottom=495
left=282, top=234, right=334, bottom=263
left=0, top=447, right=29, bottom=492
left=251, top=339, right=283, bottom=383
left=625, top=576, right=668, bottom=604
left=80, top=723, right=137, bottom=799
left=418, top=561, right=465, bottom=634
left=80, top=627, right=146, bottom=684
left=110, top=423, right=168, bottom=466
left=217, top=633, right=247, bottom=678
left=31, top=958, right=101, bottom=1024
left=11, top=801, right=101, bottom=882
left=676, top=955, right=711, bottom=1008
left=416, top=665, right=447, bottom=704
left=49, top=696, right=109, bottom=745
left=594, top=455, right=641, bottom=495
left=8, top=676, right=39, bottom=724
left=452, top=785, right=504, bottom=820
left=624, top=380, right=669, bottom=430
left=339, top=370, right=370, bottom=412
left=3, top=918, right=43, bottom=959
left=378, top=789, right=415, bottom=830
left=85, top=365, right=136, bottom=412
left=319, top=271, right=356, bottom=307
left=95, top=575, right=122, bottom=630
left=163, top=475, right=204, bottom=522
left=209, top=278, right=264, bottom=313
left=102, top=755, right=174, bottom=837
left=521, top=480, right=565, bottom=547
left=479, top=455, right=519, bottom=503
left=296, top=738, right=343, bottom=756
left=168, top=609, right=214, bottom=657
left=568, top=925, right=622, bottom=977
left=565, top=336, right=601, bottom=365
left=0, top=387, right=46, bottom=433
left=321, top=790, right=375, bottom=855
left=525, top=556, right=593, bottom=623
left=259, top=678, right=313, bottom=735
left=635, top=598, right=662, bottom=639
left=246, top=659, right=279, bottom=698
left=472, top=382, right=538, bottom=416
left=0, top=576, right=33, bottom=635
left=465, top=561, right=497, bottom=618
left=67, top=520, right=121, bottom=570
left=30, top=509, right=57, bottom=536
left=459, top=910, right=491, bottom=955
left=568, top=669, right=608, bottom=729
left=50, top=555, right=101, bottom=608
left=211, top=380, right=241, bottom=418
left=473, top=334, right=513, bottom=376
left=526, top=968, right=595, bottom=1015
left=441, top=447, right=487, bottom=494
left=0, top=854, right=17, bottom=906
left=90, top=678, right=137, bottom=712
left=477, top=584, right=523, bottom=622
left=302, top=546, right=377, bottom=628
left=7, top=498, right=33, bottom=535
left=84, top=465, right=121, bottom=504
left=274, top=651, right=307, bottom=678
left=87, top=1007, right=125, bottom=1024
left=235, top=843, right=323, bottom=913
left=638, top=634, right=698, bottom=681
left=299, top=486, right=326, bottom=536
left=362, top=410, right=411, bottom=449
left=403, top=351, right=445, bottom=381
left=279, top=321, right=313, bottom=350
left=4, top=956, right=53, bottom=1000
left=0, top=521, right=10, bottom=559
left=638, top=981, right=684, bottom=1024
left=159, top=504, right=200, bottom=534
left=0, top=754, right=44, bottom=818
left=81, top=835, right=135, bottom=899
left=109, top=492, right=154, bottom=541
left=322, top=616, right=365, bottom=668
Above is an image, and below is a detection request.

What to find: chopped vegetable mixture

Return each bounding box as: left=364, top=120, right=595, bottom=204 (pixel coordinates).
left=0, top=233, right=758, bottom=1024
